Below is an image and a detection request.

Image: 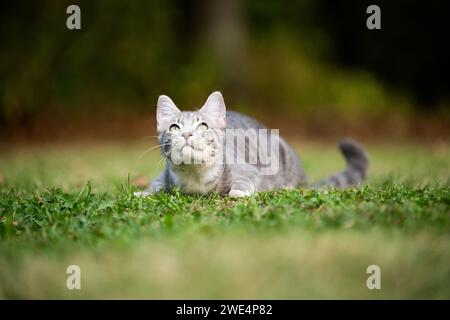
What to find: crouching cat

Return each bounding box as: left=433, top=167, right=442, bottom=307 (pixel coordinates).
left=135, top=91, right=369, bottom=197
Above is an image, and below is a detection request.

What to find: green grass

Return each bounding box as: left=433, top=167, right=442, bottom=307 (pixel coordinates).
left=0, top=141, right=449, bottom=299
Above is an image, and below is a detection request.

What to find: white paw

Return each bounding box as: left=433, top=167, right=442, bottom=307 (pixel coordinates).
left=133, top=191, right=151, bottom=197
left=228, top=189, right=252, bottom=198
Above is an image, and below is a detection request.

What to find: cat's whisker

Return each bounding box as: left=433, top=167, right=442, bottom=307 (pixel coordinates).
left=156, top=156, right=166, bottom=167
left=136, top=143, right=171, bottom=161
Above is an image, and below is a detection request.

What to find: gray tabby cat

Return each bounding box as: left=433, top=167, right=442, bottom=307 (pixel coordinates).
left=135, top=91, right=369, bottom=197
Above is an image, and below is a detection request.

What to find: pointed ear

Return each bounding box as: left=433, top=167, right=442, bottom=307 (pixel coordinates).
left=199, top=91, right=226, bottom=128
left=157, top=95, right=180, bottom=132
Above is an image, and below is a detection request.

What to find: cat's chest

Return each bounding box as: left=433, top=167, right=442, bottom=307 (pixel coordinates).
left=172, top=166, right=220, bottom=194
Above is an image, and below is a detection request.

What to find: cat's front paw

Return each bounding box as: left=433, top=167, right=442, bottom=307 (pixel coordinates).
left=228, top=189, right=253, bottom=198
left=133, top=191, right=151, bottom=197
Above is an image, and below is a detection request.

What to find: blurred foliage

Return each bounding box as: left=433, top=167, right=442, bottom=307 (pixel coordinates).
left=319, top=0, right=450, bottom=109
left=0, top=0, right=448, bottom=126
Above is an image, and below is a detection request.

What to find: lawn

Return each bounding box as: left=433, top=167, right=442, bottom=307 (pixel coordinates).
left=0, top=140, right=449, bottom=299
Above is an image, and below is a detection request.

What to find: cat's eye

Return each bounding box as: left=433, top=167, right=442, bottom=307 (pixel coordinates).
left=197, top=122, right=208, bottom=132
left=169, top=124, right=180, bottom=133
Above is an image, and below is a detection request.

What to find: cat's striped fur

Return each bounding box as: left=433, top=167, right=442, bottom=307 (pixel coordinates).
left=135, top=91, right=369, bottom=197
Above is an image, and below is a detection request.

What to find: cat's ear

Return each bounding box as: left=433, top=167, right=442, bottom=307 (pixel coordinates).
left=200, top=91, right=226, bottom=128
left=157, top=95, right=180, bottom=132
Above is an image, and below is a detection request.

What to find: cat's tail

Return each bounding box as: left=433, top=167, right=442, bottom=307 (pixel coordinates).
left=313, top=139, right=369, bottom=188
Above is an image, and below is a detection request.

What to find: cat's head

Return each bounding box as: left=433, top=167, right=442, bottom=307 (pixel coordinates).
left=156, top=91, right=226, bottom=166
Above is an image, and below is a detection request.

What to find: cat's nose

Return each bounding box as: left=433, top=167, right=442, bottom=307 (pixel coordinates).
left=182, top=132, right=193, bottom=140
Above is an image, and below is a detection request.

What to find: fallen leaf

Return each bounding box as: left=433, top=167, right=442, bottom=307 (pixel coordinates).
left=132, top=176, right=149, bottom=188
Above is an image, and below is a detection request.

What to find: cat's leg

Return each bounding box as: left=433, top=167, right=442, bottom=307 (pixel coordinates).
left=134, top=170, right=167, bottom=197
left=228, top=165, right=260, bottom=197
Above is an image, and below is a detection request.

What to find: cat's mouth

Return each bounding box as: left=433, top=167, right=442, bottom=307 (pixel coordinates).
left=168, top=142, right=211, bottom=166
left=180, top=142, right=203, bottom=152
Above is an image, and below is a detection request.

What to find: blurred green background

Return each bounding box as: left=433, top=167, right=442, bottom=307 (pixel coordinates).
left=1, top=0, right=449, bottom=142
